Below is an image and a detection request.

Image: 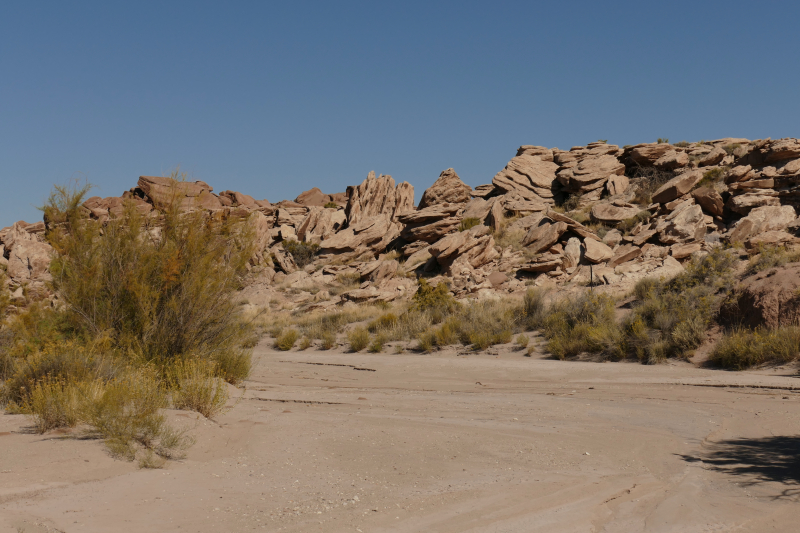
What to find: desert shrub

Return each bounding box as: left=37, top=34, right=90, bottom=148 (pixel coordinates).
left=282, top=240, right=320, bottom=268
left=522, top=288, right=548, bottom=329
left=0, top=269, right=10, bottom=320
left=44, top=178, right=255, bottom=378
left=417, top=330, right=435, bottom=352
left=210, top=349, right=251, bottom=385
left=320, top=331, right=336, bottom=350
left=525, top=344, right=536, bottom=356
left=566, top=210, right=590, bottom=224
left=21, top=378, right=104, bottom=433
left=336, top=272, right=362, bottom=288
left=347, top=327, right=370, bottom=352
left=624, top=248, right=736, bottom=362
left=560, top=195, right=581, bottom=212
left=274, top=329, right=299, bottom=351
left=516, top=334, right=529, bottom=349
left=368, top=313, right=398, bottom=333
left=745, top=245, right=800, bottom=275
left=299, top=336, right=312, bottom=350
left=411, top=279, right=459, bottom=321
left=628, top=164, right=675, bottom=205
left=710, top=327, right=800, bottom=370
left=657, top=138, right=669, bottom=144
left=722, top=143, right=741, bottom=156
left=168, top=359, right=229, bottom=419
left=673, top=141, right=690, bottom=148
left=459, top=218, right=481, bottom=232
left=84, top=370, right=193, bottom=462
left=541, top=292, right=622, bottom=360
left=324, top=202, right=339, bottom=209
left=368, top=334, right=386, bottom=353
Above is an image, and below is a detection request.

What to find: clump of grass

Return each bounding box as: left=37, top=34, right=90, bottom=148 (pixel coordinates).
left=336, top=272, right=362, bottom=289
left=274, top=329, right=299, bottom=351
left=722, top=143, right=742, bottom=156
left=298, top=336, right=312, bottom=350
left=320, top=331, right=336, bottom=350
left=559, top=195, right=581, bottom=212
left=20, top=378, right=104, bottom=433
left=324, top=202, right=339, bottom=209
left=459, top=217, right=482, bottom=232
left=710, top=327, right=800, bottom=370
left=745, top=245, right=800, bottom=276
left=515, top=334, right=529, bottom=349
left=696, top=167, right=727, bottom=189
left=522, top=288, right=548, bottom=329
left=411, top=279, right=459, bottom=322
left=616, top=210, right=651, bottom=235
left=673, top=141, right=690, bottom=148
left=168, top=359, right=229, bottom=419
left=657, top=138, right=669, bottom=144
left=368, top=313, right=398, bottom=333
left=368, top=334, right=386, bottom=353
left=542, top=292, right=623, bottom=360
left=525, top=344, right=536, bottom=357
left=282, top=240, right=320, bottom=268
left=347, top=327, right=370, bottom=352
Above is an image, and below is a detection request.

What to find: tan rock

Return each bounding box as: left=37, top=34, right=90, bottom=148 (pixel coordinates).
left=297, top=207, right=346, bottom=244
left=429, top=225, right=499, bottom=273
left=461, top=198, right=492, bottom=222
left=656, top=204, right=706, bottom=244
left=691, top=187, right=724, bottom=216
left=404, top=246, right=432, bottom=271
left=418, top=168, right=472, bottom=209
left=652, top=170, right=703, bottom=204
left=606, top=174, right=629, bottom=196
left=781, top=159, right=800, bottom=175
left=724, top=165, right=754, bottom=184
left=547, top=210, right=601, bottom=242
left=359, top=260, right=399, bottom=284
left=562, top=238, right=582, bottom=269
left=654, top=150, right=689, bottom=170
left=522, top=221, right=568, bottom=254
left=726, top=193, right=781, bottom=215
left=629, top=144, right=673, bottom=165
left=729, top=205, right=797, bottom=243
left=698, top=147, right=726, bottom=167
left=670, top=242, right=702, bottom=259
left=401, top=217, right=461, bottom=243
left=272, top=244, right=297, bottom=274
left=603, top=229, right=623, bottom=247
left=295, top=187, right=333, bottom=207
left=720, top=263, right=800, bottom=328
left=764, top=139, right=800, bottom=163
left=745, top=230, right=798, bottom=251
left=591, top=203, right=640, bottom=223
left=583, top=238, right=613, bottom=263
left=471, top=184, right=497, bottom=198
left=608, top=244, right=642, bottom=268
left=492, top=154, right=559, bottom=201
left=138, top=176, right=211, bottom=210
left=557, top=155, right=625, bottom=194
left=6, top=238, right=52, bottom=282
left=346, top=172, right=414, bottom=226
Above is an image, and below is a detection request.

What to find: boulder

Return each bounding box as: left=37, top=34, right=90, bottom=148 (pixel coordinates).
left=296, top=207, right=346, bottom=244
left=428, top=225, right=499, bottom=273
left=295, top=187, right=332, bottom=207
left=698, top=147, right=726, bottom=167
left=492, top=154, right=560, bottom=202
left=6, top=238, right=52, bottom=283
left=608, top=244, right=642, bottom=268
left=606, top=174, right=629, bottom=196
left=562, top=237, right=582, bottom=269
left=656, top=203, right=706, bottom=244
left=724, top=165, right=754, bottom=184
left=345, top=172, right=414, bottom=226
left=654, top=150, right=689, bottom=170
left=691, top=187, right=724, bottom=216
left=137, top=176, right=212, bottom=210
left=629, top=144, right=674, bottom=166
left=404, top=246, right=432, bottom=271
left=670, top=242, right=702, bottom=259
left=651, top=170, right=703, bottom=204
left=728, top=205, right=797, bottom=243
left=726, top=193, right=781, bottom=215
left=418, top=168, right=472, bottom=209
left=471, top=184, right=497, bottom=198
left=556, top=154, right=625, bottom=194
left=744, top=231, right=798, bottom=251
left=583, top=238, right=613, bottom=263
left=603, top=229, right=623, bottom=247
left=720, top=263, right=800, bottom=328
left=272, top=244, right=297, bottom=274
left=591, top=202, right=640, bottom=223
left=359, top=260, right=399, bottom=284
left=461, top=197, right=492, bottom=223
left=401, top=217, right=461, bottom=243
left=764, top=139, right=800, bottom=163
left=522, top=221, right=568, bottom=254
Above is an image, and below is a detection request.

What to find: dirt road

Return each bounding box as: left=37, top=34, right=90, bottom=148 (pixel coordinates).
left=2, top=344, right=800, bottom=532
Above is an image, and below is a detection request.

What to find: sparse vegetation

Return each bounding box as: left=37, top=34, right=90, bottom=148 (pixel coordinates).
left=274, top=329, right=299, bottom=351
left=673, top=141, right=690, bottom=148
left=515, top=334, right=529, bottom=349
left=616, top=210, right=651, bottom=235
left=745, top=244, right=800, bottom=276
left=282, top=240, right=320, bottom=268
left=657, top=138, right=669, bottom=144
left=347, top=327, right=370, bottom=352
left=696, top=167, right=727, bottom=189
left=629, top=164, right=675, bottom=205
left=459, top=217, right=481, bottom=232
left=710, top=326, right=800, bottom=370
left=324, top=201, right=339, bottom=209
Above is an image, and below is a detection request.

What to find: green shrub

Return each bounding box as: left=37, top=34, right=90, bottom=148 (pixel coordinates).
left=368, top=313, right=398, bottom=333
left=710, top=327, right=800, bottom=370
left=411, top=279, right=459, bottom=321
left=542, top=292, right=622, bottom=360
left=522, top=288, right=547, bottom=329
left=168, top=359, right=229, bottom=419
left=21, top=378, right=104, bottom=433
left=657, top=138, right=669, bottom=144
left=673, top=141, right=690, bottom=148
left=324, top=202, right=339, bottom=209
left=696, top=167, right=727, bottom=189
left=274, top=329, right=299, bottom=351
left=347, top=327, right=369, bottom=352
left=299, top=336, right=312, bottom=350
left=459, top=218, right=481, bottom=232
left=368, top=334, right=386, bottom=353
left=282, top=240, right=320, bottom=268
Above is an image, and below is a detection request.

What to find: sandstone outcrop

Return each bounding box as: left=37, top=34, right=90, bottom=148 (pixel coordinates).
left=418, top=169, right=472, bottom=209
left=720, top=264, right=800, bottom=328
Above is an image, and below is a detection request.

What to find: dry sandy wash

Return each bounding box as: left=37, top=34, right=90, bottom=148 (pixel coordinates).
left=2, top=343, right=800, bottom=532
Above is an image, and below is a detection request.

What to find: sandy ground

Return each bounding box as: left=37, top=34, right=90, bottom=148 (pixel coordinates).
left=2, top=341, right=800, bottom=533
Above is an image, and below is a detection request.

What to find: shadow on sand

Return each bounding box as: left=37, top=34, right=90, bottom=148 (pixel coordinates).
left=680, top=436, right=800, bottom=500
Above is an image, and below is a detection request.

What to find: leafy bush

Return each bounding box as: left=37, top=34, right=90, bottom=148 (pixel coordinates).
left=459, top=218, right=481, bottom=232
left=411, top=279, right=459, bottom=320
left=274, top=329, right=299, bottom=351
left=347, top=327, right=370, bottom=352
left=282, top=240, right=320, bottom=268
left=710, top=327, right=800, bottom=369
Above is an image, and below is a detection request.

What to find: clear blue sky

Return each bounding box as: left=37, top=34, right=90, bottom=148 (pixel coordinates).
left=2, top=1, right=798, bottom=227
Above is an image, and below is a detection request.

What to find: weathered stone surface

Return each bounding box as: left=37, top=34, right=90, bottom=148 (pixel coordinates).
left=652, top=170, right=703, bottom=204
left=744, top=230, right=798, bottom=251
left=654, top=150, right=689, bottom=170
left=692, top=187, right=724, bottom=216
left=396, top=203, right=461, bottom=225
left=720, top=263, right=800, bottom=328
left=764, top=139, right=800, bottom=163
left=522, top=221, right=568, bottom=254
left=562, top=238, right=582, bottom=269
left=547, top=210, right=601, bottom=242
left=726, top=193, right=781, bottom=215
left=629, top=144, right=673, bottom=166
left=138, top=176, right=212, bottom=210
left=670, top=242, right=702, bottom=259
left=429, top=225, right=499, bottom=273
left=418, top=168, right=472, bottom=209
left=295, top=187, right=333, bottom=207
left=358, top=259, right=399, bottom=284
left=728, top=205, right=797, bottom=243
left=583, top=238, right=613, bottom=263
left=656, top=203, right=706, bottom=244
left=404, top=246, right=432, bottom=271
left=518, top=256, right=563, bottom=273
left=724, top=165, right=754, bottom=184
left=461, top=198, right=492, bottom=223
left=603, top=229, right=623, bottom=247
left=698, top=147, right=726, bottom=167
left=272, top=244, right=297, bottom=274
left=591, top=202, right=640, bottom=223
left=492, top=154, right=559, bottom=201
left=296, top=207, right=346, bottom=244
left=557, top=155, right=625, bottom=194
left=401, top=217, right=462, bottom=243
left=345, top=172, right=414, bottom=226
left=471, top=184, right=497, bottom=198
left=606, top=174, right=629, bottom=196
left=608, top=244, right=642, bottom=268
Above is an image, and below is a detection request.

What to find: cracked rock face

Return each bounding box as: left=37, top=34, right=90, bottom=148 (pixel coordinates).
left=418, top=168, right=472, bottom=210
